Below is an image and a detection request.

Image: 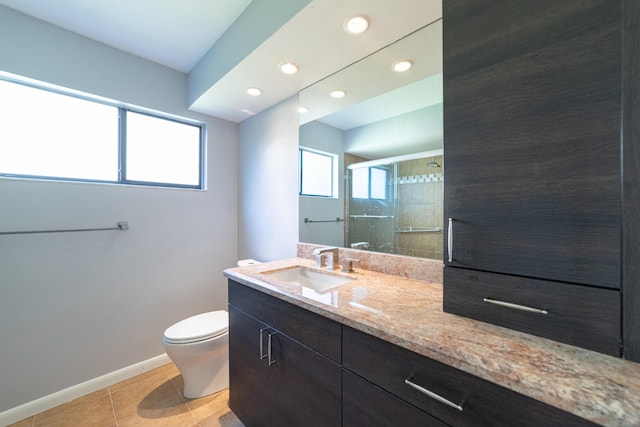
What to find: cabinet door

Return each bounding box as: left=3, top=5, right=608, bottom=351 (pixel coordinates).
left=228, top=305, right=272, bottom=426
left=269, top=329, right=341, bottom=427
left=343, top=369, right=449, bottom=427
left=443, top=0, right=621, bottom=288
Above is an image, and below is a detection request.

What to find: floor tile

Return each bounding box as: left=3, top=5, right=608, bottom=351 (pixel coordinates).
left=199, top=411, right=244, bottom=427
left=33, top=396, right=116, bottom=427
left=162, top=363, right=180, bottom=378
left=9, top=363, right=243, bottom=427
left=33, top=388, right=109, bottom=422
left=111, top=369, right=197, bottom=427
left=110, top=367, right=168, bottom=393
left=187, top=389, right=243, bottom=427
left=7, top=417, right=34, bottom=427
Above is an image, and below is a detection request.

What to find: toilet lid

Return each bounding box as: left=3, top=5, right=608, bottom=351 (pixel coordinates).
left=163, top=310, right=228, bottom=344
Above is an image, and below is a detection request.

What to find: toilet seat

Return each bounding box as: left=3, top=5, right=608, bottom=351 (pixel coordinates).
left=163, top=311, right=228, bottom=345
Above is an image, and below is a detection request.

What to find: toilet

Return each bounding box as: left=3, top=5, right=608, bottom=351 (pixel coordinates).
left=162, top=310, right=229, bottom=398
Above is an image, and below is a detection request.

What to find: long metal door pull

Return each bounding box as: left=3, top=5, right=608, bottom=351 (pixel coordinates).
left=483, top=298, right=548, bottom=315
left=268, top=332, right=277, bottom=365
left=405, top=378, right=464, bottom=412
left=447, top=218, right=454, bottom=262
left=259, top=328, right=269, bottom=360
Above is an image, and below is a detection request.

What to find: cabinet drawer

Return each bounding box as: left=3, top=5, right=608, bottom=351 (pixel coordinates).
left=343, top=326, right=597, bottom=427
left=228, top=280, right=342, bottom=363
left=343, top=369, right=448, bottom=427
left=443, top=267, right=621, bottom=356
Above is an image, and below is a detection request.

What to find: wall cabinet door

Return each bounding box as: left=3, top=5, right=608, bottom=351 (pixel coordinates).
left=443, top=0, right=621, bottom=289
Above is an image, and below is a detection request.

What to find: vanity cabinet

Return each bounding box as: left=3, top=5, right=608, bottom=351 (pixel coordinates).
left=228, top=281, right=341, bottom=427
left=442, top=0, right=630, bottom=356
left=342, top=326, right=597, bottom=427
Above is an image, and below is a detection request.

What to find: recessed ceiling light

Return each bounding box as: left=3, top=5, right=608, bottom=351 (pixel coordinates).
left=280, top=62, right=298, bottom=75
left=298, top=106, right=309, bottom=114
left=344, top=15, right=369, bottom=34
left=330, top=90, right=346, bottom=98
left=247, top=87, right=262, bottom=96
left=393, top=60, right=413, bottom=72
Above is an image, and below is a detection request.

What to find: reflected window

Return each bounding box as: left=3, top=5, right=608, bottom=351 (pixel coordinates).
left=351, top=166, right=387, bottom=200
left=299, top=147, right=337, bottom=198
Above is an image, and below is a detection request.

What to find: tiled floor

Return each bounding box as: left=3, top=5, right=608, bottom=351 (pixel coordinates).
left=9, top=363, right=244, bottom=427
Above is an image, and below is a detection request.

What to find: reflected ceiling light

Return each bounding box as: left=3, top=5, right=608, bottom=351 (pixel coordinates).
left=393, top=60, right=413, bottom=72
left=280, top=62, right=298, bottom=74
left=298, top=106, right=309, bottom=113
left=330, top=90, right=346, bottom=98
left=344, top=15, right=369, bottom=34
left=247, top=87, right=262, bottom=96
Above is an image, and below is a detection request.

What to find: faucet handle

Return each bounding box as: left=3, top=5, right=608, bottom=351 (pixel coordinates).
left=341, top=258, right=359, bottom=273
left=315, top=253, right=327, bottom=268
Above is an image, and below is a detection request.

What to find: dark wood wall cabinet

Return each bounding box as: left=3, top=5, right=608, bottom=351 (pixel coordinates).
left=442, top=0, right=640, bottom=360
left=228, top=280, right=598, bottom=426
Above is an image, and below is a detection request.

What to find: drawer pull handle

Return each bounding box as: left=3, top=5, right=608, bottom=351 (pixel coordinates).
left=447, top=218, right=454, bottom=262
left=483, top=298, right=548, bottom=315
left=268, top=332, right=277, bottom=365
left=404, top=378, right=464, bottom=412
left=259, top=328, right=269, bottom=360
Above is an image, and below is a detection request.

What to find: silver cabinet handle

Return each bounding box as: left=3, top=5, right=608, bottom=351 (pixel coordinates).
left=405, top=378, right=464, bottom=412
left=259, top=328, right=269, bottom=360
left=268, top=332, right=277, bottom=365
left=483, top=298, right=548, bottom=315
left=447, top=218, right=454, bottom=262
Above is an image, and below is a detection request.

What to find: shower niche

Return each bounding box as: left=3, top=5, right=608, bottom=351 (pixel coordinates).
left=346, top=150, right=443, bottom=258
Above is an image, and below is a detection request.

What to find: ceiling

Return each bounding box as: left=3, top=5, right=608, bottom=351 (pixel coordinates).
left=0, top=0, right=442, bottom=123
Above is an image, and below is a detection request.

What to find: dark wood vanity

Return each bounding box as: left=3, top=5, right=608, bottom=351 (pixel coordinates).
left=228, top=279, right=600, bottom=426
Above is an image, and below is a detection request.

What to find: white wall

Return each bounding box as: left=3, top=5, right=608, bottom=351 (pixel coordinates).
left=238, top=96, right=299, bottom=262
left=298, top=121, right=345, bottom=247
left=0, top=6, right=238, bottom=412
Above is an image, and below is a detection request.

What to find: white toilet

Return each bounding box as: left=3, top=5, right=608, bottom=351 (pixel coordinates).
left=162, top=310, right=229, bottom=398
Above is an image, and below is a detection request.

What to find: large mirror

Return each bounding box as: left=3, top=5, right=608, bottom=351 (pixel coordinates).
left=298, top=20, right=443, bottom=259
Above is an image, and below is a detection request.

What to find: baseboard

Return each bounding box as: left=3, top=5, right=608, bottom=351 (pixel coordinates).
left=0, top=353, right=171, bottom=427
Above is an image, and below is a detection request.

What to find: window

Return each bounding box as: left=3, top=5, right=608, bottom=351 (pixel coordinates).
left=0, top=77, right=204, bottom=189
left=299, top=147, right=338, bottom=198
left=351, top=166, right=388, bottom=200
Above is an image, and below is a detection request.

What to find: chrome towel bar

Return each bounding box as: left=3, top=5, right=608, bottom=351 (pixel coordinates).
left=304, top=217, right=343, bottom=223
left=0, top=221, right=129, bottom=235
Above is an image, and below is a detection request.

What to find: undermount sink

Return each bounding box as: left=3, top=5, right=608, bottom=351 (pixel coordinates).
left=262, top=267, right=354, bottom=292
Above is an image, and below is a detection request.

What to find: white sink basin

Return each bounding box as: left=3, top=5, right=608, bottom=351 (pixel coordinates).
left=262, top=267, right=354, bottom=292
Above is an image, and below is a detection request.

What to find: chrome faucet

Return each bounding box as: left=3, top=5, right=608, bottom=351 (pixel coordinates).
left=313, top=246, right=339, bottom=270
left=350, top=241, right=369, bottom=250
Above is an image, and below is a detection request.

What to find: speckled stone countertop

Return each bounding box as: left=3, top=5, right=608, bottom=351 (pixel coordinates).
left=224, top=257, right=640, bottom=427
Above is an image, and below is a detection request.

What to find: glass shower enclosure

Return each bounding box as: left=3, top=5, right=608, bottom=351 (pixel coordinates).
left=346, top=149, right=443, bottom=259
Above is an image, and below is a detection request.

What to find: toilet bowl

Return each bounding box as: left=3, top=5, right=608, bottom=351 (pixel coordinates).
left=162, top=310, right=229, bottom=398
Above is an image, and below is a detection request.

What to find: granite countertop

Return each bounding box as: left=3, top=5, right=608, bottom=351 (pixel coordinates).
left=224, top=257, right=640, bottom=427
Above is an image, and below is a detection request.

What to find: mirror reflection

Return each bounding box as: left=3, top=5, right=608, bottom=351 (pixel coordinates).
left=299, top=20, right=443, bottom=259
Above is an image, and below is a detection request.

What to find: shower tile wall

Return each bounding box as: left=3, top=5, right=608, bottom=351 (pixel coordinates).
left=396, top=155, right=444, bottom=259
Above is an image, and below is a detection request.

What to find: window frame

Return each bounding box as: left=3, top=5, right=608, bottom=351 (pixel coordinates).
left=298, top=146, right=338, bottom=198
left=0, top=76, right=205, bottom=190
